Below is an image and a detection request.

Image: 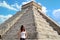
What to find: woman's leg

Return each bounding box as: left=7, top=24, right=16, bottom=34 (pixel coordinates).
left=20, top=38, right=22, bottom=40
left=20, top=38, right=25, bottom=40
left=23, top=38, right=25, bottom=40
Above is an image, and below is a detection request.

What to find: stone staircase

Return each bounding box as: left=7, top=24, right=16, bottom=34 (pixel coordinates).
left=32, top=6, right=60, bottom=40
left=0, top=1, right=60, bottom=40
left=0, top=9, right=28, bottom=40
left=0, top=8, right=37, bottom=40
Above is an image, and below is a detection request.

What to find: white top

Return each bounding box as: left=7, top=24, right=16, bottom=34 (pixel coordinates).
left=20, top=31, right=26, bottom=38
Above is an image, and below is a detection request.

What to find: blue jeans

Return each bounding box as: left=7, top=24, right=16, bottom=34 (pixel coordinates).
left=20, top=38, right=25, bottom=40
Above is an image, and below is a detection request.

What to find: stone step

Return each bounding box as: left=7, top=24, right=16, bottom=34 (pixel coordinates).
left=26, top=38, right=60, bottom=40
left=37, top=29, right=58, bottom=35
left=36, top=27, right=57, bottom=32
left=37, top=32, right=60, bottom=38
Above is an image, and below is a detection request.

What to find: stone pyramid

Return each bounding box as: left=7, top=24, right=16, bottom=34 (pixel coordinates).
left=0, top=1, right=60, bottom=40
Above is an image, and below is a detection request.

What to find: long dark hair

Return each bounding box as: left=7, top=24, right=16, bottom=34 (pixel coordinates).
left=20, top=25, right=25, bottom=32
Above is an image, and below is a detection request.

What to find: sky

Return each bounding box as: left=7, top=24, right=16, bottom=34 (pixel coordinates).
left=0, top=0, right=60, bottom=25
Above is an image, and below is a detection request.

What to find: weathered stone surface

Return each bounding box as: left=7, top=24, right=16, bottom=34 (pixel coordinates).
left=0, top=1, right=60, bottom=40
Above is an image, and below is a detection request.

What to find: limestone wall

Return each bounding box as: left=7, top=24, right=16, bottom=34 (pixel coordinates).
left=0, top=1, right=60, bottom=40
left=32, top=6, right=60, bottom=40
left=1, top=8, right=37, bottom=40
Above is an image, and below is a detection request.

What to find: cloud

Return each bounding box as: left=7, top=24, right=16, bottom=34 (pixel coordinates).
left=0, top=0, right=48, bottom=12
left=42, top=6, right=47, bottom=13
left=27, top=0, right=35, bottom=1
left=53, top=9, right=60, bottom=24
left=22, top=0, right=35, bottom=5
left=22, top=1, right=30, bottom=5
left=0, top=14, right=12, bottom=24
left=22, top=1, right=32, bottom=5
left=38, top=3, right=47, bottom=13
left=11, top=3, right=21, bottom=10
left=38, top=2, right=41, bottom=5
left=53, top=9, right=60, bottom=20
left=0, top=1, right=20, bottom=11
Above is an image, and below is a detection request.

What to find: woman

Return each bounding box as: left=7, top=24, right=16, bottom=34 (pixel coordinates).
left=18, top=25, right=27, bottom=40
